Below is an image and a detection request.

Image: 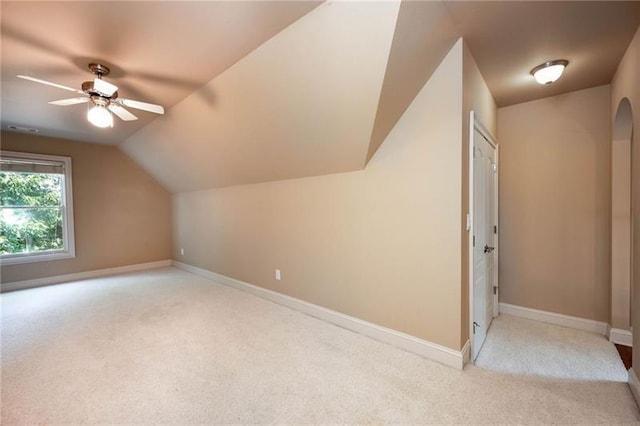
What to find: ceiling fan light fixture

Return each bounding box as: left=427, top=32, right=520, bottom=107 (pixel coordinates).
left=17, top=62, right=165, bottom=130
left=531, top=60, right=568, bottom=85
left=87, top=98, right=113, bottom=128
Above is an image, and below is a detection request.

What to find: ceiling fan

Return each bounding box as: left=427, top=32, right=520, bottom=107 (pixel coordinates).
left=17, top=63, right=165, bottom=128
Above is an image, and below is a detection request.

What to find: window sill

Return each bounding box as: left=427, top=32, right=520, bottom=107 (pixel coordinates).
left=0, top=250, right=75, bottom=266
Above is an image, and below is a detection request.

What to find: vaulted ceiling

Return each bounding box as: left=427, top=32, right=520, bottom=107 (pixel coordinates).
left=121, top=1, right=461, bottom=191
left=1, top=1, right=322, bottom=145
left=2, top=1, right=640, bottom=191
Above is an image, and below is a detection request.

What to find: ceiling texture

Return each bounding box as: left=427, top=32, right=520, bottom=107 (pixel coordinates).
left=2, top=1, right=640, bottom=191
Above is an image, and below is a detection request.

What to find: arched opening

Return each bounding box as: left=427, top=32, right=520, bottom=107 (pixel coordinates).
left=611, top=97, right=634, bottom=346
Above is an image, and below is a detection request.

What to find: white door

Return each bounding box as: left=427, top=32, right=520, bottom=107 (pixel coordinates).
left=472, top=128, right=497, bottom=361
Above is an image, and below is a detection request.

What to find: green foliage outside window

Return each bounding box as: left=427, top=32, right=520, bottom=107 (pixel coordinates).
left=0, top=172, right=64, bottom=255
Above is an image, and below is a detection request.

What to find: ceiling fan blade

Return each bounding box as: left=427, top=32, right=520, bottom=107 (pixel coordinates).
left=94, top=78, right=118, bottom=97
left=108, top=104, right=138, bottom=121
left=49, top=97, right=89, bottom=106
left=119, top=98, right=165, bottom=115
left=17, top=75, right=84, bottom=94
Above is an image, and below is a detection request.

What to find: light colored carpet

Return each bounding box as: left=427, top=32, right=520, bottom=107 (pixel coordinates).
left=1, top=267, right=638, bottom=424
left=475, top=314, right=629, bottom=382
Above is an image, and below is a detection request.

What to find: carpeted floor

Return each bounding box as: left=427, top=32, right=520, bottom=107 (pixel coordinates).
left=1, top=267, right=639, bottom=424
left=475, top=314, right=629, bottom=382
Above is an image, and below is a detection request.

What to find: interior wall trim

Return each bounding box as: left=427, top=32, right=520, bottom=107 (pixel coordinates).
left=499, top=303, right=609, bottom=335
left=461, top=339, right=471, bottom=365
left=172, top=260, right=468, bottom=370
left=0, top=259, right=172, bottom=292
left=629, top=368, right=640, bottom=408
left=609, top=328, right=633, bottom=347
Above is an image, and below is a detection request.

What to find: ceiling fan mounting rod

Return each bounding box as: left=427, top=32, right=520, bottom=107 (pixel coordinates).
left=88, top=63, right=110, bottom=79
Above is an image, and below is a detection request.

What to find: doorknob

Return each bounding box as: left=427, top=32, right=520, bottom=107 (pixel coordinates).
left=484, top=245, right=495, bottom=253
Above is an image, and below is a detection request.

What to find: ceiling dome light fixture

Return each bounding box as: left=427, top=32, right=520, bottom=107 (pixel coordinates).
left=87, top=96, right=113, bottom=128
left=530, top=59, right=569, bottom=85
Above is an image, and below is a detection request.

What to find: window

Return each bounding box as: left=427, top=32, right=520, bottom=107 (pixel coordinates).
left=0, top=151, right=75, bottom=265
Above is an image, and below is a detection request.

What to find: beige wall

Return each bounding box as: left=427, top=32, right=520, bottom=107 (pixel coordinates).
left=460, top=42, right=498, bottom=346
left=173, top=41, right=465, bottom=350
left=0, top=132, right=171, bottom=283
left=611, top=26, right=640, bottom=376
left=498, top=85, right=611, bottom=322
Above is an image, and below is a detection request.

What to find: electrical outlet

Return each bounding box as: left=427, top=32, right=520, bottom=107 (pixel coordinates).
left=180, top=248, right=184, bottom=256
left=275, top=269, right=281, bottom=280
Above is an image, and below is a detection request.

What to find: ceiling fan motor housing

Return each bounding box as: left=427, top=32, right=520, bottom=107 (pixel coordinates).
left=82, top=80, right=118, bottom=99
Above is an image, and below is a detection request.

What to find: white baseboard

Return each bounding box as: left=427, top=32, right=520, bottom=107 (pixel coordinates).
left=609, top=328, right=633, bottom=347
left=629, top=368, right=640, bottom=408
left=1, top=260, right=172, bottom=292
left=172, top=260, right=468, bottom=370
left=499, top=303, right=609, bottom=335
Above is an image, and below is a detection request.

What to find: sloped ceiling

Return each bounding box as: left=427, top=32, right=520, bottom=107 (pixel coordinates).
left=3, top=1, right=640, bottom=191
left=1, top=1, right=322, bottom=144
left=121, top=0, right=461, bottom=192
left=367, top=1, right=459, bottom=163
left=122, top=1, right=405, bottom=192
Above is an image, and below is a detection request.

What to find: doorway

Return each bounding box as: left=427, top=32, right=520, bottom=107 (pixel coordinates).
left=611, top=97, right=634, bottom=350
left=469, top=111, right=499, bottom=362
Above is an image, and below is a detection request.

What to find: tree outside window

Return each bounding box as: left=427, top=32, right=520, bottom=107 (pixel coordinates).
left=0, top=151, right=75, bottom=264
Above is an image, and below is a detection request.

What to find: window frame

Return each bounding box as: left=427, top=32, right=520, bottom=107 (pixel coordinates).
left=0, top=150, right=76, bottom=265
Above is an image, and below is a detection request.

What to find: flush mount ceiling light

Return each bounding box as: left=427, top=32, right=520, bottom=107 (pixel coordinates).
left=530, top=60, right=569, bottom=85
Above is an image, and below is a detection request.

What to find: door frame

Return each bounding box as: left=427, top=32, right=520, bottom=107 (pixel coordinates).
left=611, top=97, right=634, bottom=341
left=468, top=111, right=499, bottom=362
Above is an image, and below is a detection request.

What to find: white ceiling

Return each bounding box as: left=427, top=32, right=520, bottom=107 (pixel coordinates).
left=1, top=1, right=639, bottom=190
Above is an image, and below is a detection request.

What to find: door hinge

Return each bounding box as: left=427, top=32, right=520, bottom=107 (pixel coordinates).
left=473, top=235, right=475, bottom=247
left=493, top=163, right=497, bottom=173
left=493, top=286, right=497, bottom=295
left=494, top=225, right=497, bottom=234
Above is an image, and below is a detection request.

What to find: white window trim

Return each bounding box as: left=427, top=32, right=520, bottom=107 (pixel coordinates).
left=1, top=150, right=75, bottom=265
